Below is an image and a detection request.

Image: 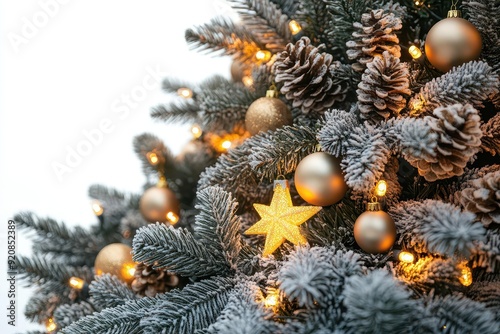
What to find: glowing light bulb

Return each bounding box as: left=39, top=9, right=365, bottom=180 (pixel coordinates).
left=191, top=124, right=202, bottom=139
left=221, top=140, right=232, bottom=150
left=398, top=251, right=415, bottom=263
left=459, top=262, right=473, bottom=287
left=122, top=263, right=136, bottom=281
left=242, top=75, right=254, bottom=88
left=147, top=152, right=159, bottom=165
left=408, top=45, right=422, bottom=59
left=68, top=276, right=85, bottom=290
left=177, top=88, right=193, bottom=98
left=46, top=317, right=57, bottom=332
left=374, top=180, right=387, bottom=197
left=288, top=20, right=302, bottom=35
left=411, top=98, right=425, bottom=113
left=91, top=200, right=104, bottom=216
left=264, top=294, right=278, bottom=308
left=166, top=211, right=179, bottom=224
left=255, top=50, right=272, bottom=62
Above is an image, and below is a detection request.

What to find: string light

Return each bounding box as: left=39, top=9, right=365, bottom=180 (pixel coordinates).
left=221, top=140, right=232, bottom=150
left=242, top=75, right=254, bottom=88
left=177, top=87, right=193, bottom=98
left=166, top=211, right=179, bottom=224
left=147, top=152, right=159, bottom=165
left=458, top=262, right=473, bottom=286
left=288, top=20, right=302, bottom=35
left=68, top=276, right=85, bottom=290
left=408, top=45, right=422, bottom=59
left=91, top=200, right=104, bottom=216
left=209, top=133, right=246, bottom=153
left=122, top=263, right=136, bottom=281
left=46, top=317, right=57, bottom=332
left=374, top=180, right=387, bottom=197
left=191, top=124, right=203, bottom=139
left=411, top=97, right=425, bottom=114
left=255, top=50, right=272, bottom=62
left=264, top=289, right=280, bottom=309
left=398, top=251, right=415, bottom=263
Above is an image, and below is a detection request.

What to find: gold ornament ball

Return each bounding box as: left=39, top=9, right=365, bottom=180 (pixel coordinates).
left=94, top=243, right=135, bottom=283
left=245, top=97, right=293, bottom=135
left=294, top=152, right=348, bottom=206
left=425, top=17, right=482, bottom=72
left=354, top=210, right=396, bottom=253
left=139, top=186, right=180, bottom=224
left=230, top=60, right=250, bottom=83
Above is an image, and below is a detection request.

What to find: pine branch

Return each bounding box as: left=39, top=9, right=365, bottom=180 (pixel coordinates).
left=53, top=301, right=96, bottom=330
left=419, top=294, right=498, bottom=334
left=197, top=75, right=257, bottom=132
left=139, top=277, right=235, bottom=334
left=318, top=109, right=360, bottom=157
left=342, top=270, right=417, bottom=334
left=185, top=17, right=263, bottom=63
left=205, top=280, right=280, bottom=334
left=463, top=0, right=500, bottom=73
left=389, top=200, right=486, bottom=258
left=14, top=212, right=103, bottom=266
left=194, top=186, right=242, bottom=271
left=278, top=246, right=363, bottom=308
left=151, top=100, right=200, bottom=125
left=24, top=287, right=65, bottom=323
left=249, top=125, right=319, bottom=181
left=89, top=274, right=137, bottom=309
left=297, top=0, right=336, bottom=54
left=341, top=124, right=391, bottom=193
left=228, top=0, right=292, bottom=52
left=17, top=255, right=93, bottom=286
left=60, top=295, right=163, bottom=334
left=133, top=133, right=177, bottom=179
left=270, top=0, right=300, bottom=17
left=132, top=223, right=229, bottom=277
left=471, top=228, right=500, bottom=273
left=409, top=61, right=499, bottom=116
left=162, top=77, right=195, bottom=95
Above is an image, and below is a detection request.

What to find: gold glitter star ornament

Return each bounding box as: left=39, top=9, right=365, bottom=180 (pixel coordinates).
left=244, top=180, right=322, bottom=256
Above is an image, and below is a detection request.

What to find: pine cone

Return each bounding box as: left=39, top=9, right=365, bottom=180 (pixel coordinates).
left=346, top=9, right=402, bottom=72
left=274, top=37, right=350, bottom=115
left=410, top=104, right=482, bottom=182
left=460, top=170, right=500, bottom=227
left=357, top=51, right=410, bottom=123
left=131, top=263, right=181, bottom=297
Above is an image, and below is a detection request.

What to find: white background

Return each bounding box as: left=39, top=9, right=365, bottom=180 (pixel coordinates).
left=0, top=0, right=234, bottom=332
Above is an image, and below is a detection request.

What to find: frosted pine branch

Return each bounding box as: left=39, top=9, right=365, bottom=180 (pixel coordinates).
left=132, top=223, right=230, bottom=277
left=89, top=274, right=137, bottom=309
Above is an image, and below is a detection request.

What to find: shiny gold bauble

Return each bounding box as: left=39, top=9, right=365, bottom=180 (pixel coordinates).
left=425, top=17, right=482, bottom=72
left=294, top=152, right=348, bottom=206
left=94, top=243, right=135, bottom=283
left=139, top=186, right=180, bottom=224
left=245, top=97, right=293, bottom=135
left=354, top=208, right=396, bottom=253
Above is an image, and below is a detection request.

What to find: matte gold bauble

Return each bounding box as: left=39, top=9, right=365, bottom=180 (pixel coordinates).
left=425, top=17, right=482, bottom=72
left=245, top=97, right=293, bottom=135
left=354, top=203, right=396, bottom=253
left=139, top=186, right=180, bottom=224
left=94, top=243, right=135, bottom=283
left=230, top=60, right=250, bottom=83
left=294, top=152, right=348, bottom=206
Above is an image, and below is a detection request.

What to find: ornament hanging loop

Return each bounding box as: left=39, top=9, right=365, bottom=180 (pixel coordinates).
left=448, top=0, right=461, bottom=18
left=366, top=196, right=381, bottom=211
left=266, top=83, right=279, bottom=98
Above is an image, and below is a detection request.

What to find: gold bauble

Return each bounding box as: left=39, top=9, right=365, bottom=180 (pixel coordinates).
left=294, top=152, right=348, bottom=206
left=245, top=97, right=293, bottom=135
left=139, top=186, right=180, bottom=224
left=425, top=17, right=482, bottom=72
left=230, top=60, right=250, bottom=83
left=354, top=205, right=396, bottom=254
left=94, top=243, right=135, bottom=283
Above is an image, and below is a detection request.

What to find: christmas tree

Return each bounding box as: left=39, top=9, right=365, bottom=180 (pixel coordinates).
left=15, top=0, right=500, bottom=333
